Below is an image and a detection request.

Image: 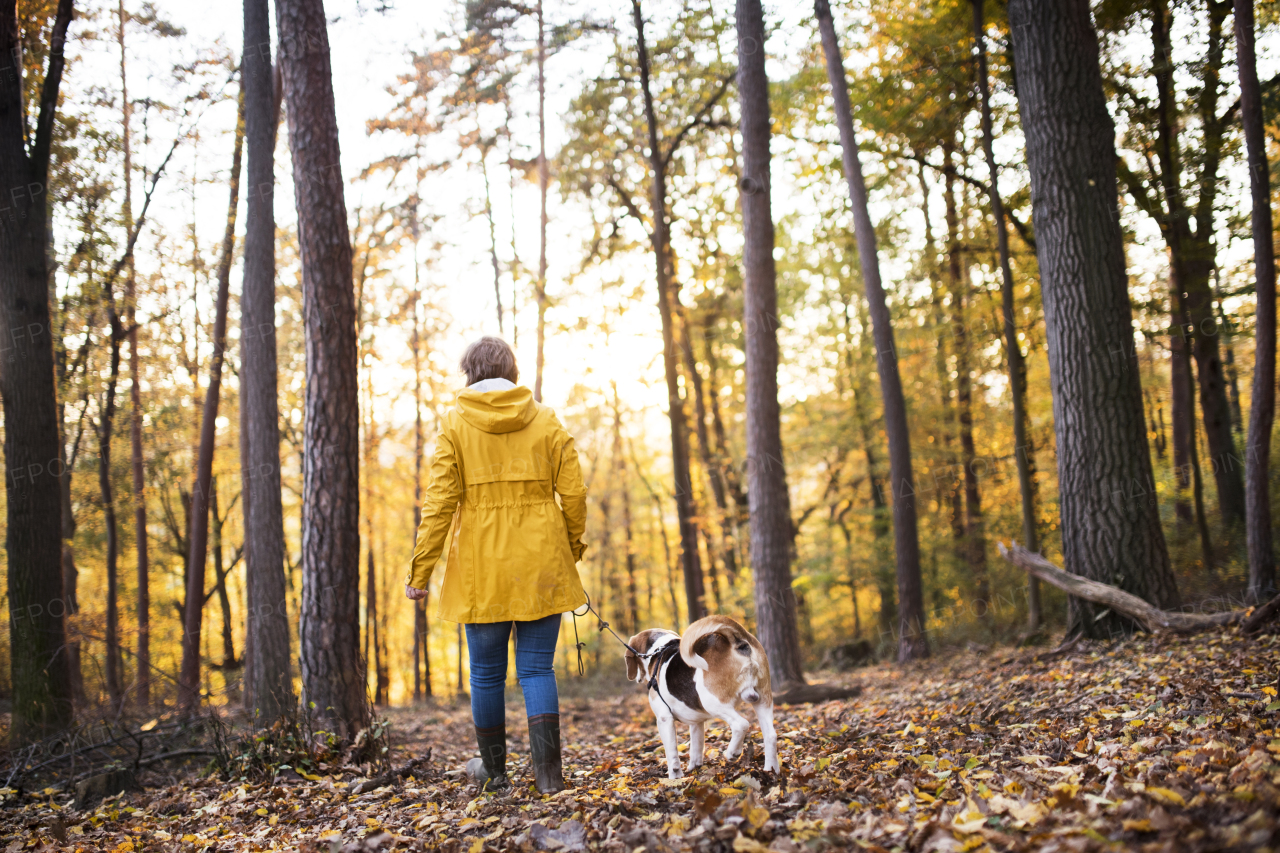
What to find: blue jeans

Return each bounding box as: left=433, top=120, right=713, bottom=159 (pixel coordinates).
left=465, top=614, right=562, bottom=729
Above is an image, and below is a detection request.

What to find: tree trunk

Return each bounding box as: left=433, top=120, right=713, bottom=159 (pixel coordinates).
left=116, top=0, right=151, bottom=707
left=277, top=0, right=368, bottom=739
left=0, top=0, right=74, bottom=739
left=972, top=0, right=1040, bottom=628
left=843, top=294, right=895, bottom=640
left=942, top=145, right=991, bottom=621
left=210, top=481, right=237, bottom=671
left=240, top=0, right=294, bottom=725
left=1008, top=0, right=1179, bottom=638
left=611, top=385, right=640, bottom=635
left=480, top=141, right=504, bottom=334
left=703, top=309, right=748, bottom=567
left=361, top=332, right=379, bottom=703
left=533, top=0, right=547, bottom=402
left=99, top=319, right=125, bottom=707
left=1177, top=308, right=1216, bottom=570
left=179, top=91, right=244, bottom=712
left=409, top=219, right=431, bottom=700
left=680, top=305, right=739, bottom=583
left=632, top=0, right=707, bottom=622
left=1236, top=0, right=1276, bottom=600
left=737, top=0, right=804, bottom=684
left=1170, top=327, right=1195, bottom=525
left=816, top=0, right=927, bottom=661
left=1149, top=0, right=1244, bottom=526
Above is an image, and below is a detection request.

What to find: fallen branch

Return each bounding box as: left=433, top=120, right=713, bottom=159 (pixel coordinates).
left=997, top=543, right=1244, bottom=633
left=773, top=682, right=862, bottom=705
left=1242, top=592, right=1280, bottom=634
left=349, top=753, right=431, bottom=795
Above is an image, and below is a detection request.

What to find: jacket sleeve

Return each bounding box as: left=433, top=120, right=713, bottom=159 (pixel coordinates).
left=407, top=428, right=462, bottom=589
left=552, top=418, right=588, bottom=563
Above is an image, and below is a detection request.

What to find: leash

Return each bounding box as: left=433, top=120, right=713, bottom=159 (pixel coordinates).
left=571, top=592, right=680, bottom=717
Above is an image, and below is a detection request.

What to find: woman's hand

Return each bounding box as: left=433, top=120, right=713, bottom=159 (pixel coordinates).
left=404, top=584, right=428, bottom=601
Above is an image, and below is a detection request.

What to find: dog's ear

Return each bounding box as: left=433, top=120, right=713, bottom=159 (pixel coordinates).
left=625, top=632, right=650, bottom=683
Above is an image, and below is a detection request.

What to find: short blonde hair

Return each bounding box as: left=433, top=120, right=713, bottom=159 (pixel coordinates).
left=460, top=336, right=518, bottom=385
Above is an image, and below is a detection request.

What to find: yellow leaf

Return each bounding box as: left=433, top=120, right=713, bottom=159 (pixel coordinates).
left=269, top=815, right=278, bottom=827
left=300, top=772, right=322, bottom=782
left=1122, top=819, right=1154, bottom=832
left=951, top=810, right=986, bottom=833
left=485, top=827, right=503, bottom=841
left=256, top=808, right=269, bottom=816
left=1009, top=801, right=1046, bottom=825
left=459, top=818, right=480, bottom=829
left=1263, top=687, right=1277, bottom=697
left=140, top=718, right=159, bottom=732
left=1146, top=787, right=1186, bottom=807
left=468, top=839, right=484, bottom=853
left=733, top=837, right=769, bottom=853
left=741, top=798, right=770, bottom=831
left=365, top=818, right=380, bottom=827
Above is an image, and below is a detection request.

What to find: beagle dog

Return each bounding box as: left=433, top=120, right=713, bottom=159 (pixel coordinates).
left=624, top=615, right=779, bottom=779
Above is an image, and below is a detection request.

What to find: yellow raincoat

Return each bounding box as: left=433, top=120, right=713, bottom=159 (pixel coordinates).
left=406, top=384, right=588, bottom=623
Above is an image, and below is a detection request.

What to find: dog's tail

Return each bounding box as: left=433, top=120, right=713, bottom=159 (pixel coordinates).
left=679, top=615, right=748, bottom=671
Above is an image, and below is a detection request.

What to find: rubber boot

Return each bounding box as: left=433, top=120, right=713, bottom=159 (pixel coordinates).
left=527, top=713, right=566, bottom=794
left=464, top=724, right=510, bottom=793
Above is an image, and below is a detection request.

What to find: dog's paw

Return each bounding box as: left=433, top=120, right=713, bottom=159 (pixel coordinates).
left=667, top=767, right=684, bottom=780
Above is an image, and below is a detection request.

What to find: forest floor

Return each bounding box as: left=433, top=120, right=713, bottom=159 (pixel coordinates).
left=3, top=628, right=1280, bottom=852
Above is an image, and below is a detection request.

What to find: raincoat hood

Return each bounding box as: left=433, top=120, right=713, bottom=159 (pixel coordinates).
left=455, top=385, right=538, bottom=434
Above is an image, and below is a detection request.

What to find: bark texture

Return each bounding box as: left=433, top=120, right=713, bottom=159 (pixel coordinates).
left=737, top=0, right=804, bottom=685
left=276, top=0, right=369, bottom=738
left=1235, top=0, right=1276, bottom=600
left=0, top=0, right=75, bottom=739
left=815, top=0, right=927, bottom=661
left=1008, top=0, right=1179, bottom=638
left=240, top=0, right=294, bottom=725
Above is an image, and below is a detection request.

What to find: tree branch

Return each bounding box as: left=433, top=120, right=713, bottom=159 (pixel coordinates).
left=29, top=0, right=74, bottom=171
left=907, top=154, right=1036, bottom=252
left=659, top=70, right=736, bottom=172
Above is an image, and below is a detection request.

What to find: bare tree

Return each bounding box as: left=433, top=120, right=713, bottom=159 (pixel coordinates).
left=815, top=0, right=927, bottom=661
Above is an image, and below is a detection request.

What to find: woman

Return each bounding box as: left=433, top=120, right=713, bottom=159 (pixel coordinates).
left=404, top=336, right=587, bottom=794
